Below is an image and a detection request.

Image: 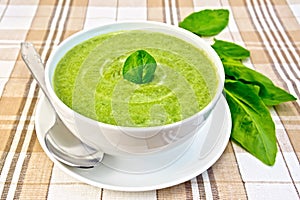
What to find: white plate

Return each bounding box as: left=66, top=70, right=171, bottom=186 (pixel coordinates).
left=35, top=95, right=231, bottom=191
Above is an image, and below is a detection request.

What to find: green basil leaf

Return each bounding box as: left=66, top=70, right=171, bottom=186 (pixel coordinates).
left=123, top=50, right=157, bottom=84
left=223, top=60, right=297, bottom=106
left=212, top=39, right=250, bottom=60
left=225, top=80, right=277, bottom=166
left=179, top=9, right=229, bottom=36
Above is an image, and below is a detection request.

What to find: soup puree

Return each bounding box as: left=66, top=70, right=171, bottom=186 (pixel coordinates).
left=53, top=30, right=218, bottom=127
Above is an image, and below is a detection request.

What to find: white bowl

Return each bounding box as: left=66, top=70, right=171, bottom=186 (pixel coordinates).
left=45, top=21, right=224, bottom=158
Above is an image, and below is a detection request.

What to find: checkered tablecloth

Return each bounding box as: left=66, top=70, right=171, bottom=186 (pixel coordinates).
left=0, top=0, right=299, bottom=199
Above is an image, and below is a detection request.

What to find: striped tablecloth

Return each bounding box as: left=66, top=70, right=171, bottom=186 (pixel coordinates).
left=0, top=0, right=299, bottom=199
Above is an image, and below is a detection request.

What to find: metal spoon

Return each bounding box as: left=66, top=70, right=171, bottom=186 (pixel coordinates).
left=21, top=42, right=104, bottom=168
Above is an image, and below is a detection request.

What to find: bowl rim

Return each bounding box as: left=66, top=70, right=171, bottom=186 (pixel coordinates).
left=45, top=20, right=225, bottom=131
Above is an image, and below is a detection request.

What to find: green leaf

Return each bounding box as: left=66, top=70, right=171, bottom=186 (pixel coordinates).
left=123, top=50, right=157, bottom=84
left=225, top=80, right=277, bottom=166
left=179, top=9, right=229, bottom=36
left=177, top=9, right=297, bottom=166
left=212, top=39, right=250, bottom=60
left=223, top=60, right=297, bottom=106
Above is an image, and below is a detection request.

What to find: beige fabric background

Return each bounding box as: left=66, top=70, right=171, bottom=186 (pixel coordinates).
left=0, top=0, right=299, bottom=199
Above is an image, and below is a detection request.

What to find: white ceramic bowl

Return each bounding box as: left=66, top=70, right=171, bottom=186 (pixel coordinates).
left=45, top=21, right=224, bottom=158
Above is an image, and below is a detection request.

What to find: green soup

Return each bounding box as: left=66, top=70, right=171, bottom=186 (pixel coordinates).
left=53, top=30, right=218, bottom=127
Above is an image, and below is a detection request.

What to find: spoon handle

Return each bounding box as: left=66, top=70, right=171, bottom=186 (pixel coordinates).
left=20, top=42, right=52, bottom=104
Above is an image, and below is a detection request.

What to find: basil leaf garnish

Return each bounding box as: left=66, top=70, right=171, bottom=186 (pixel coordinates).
left=179, top=9, right=229, bottom=36
left=123, top=50, right=157, bottom=84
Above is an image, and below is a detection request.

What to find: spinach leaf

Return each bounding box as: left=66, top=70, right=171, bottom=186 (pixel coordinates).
left=225, top=80, right=277, bottom=166
left=179, top=9, right=229, bottom=36
left=211, top=39, right=296, bottom=106
left=212, top=39, right=250, bottom=60
left=180, top=9, right=297, bottom=165
left=223, top=60, right=297, bottom=106
left=123, top=50, right=157, bottom=84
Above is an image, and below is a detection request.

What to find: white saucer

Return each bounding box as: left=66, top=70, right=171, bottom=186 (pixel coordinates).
left=35, top=95, right=231, bottom=191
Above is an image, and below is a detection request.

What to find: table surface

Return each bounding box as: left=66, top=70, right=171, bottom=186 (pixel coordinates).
left=0, top=0, right=300, bottom=199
